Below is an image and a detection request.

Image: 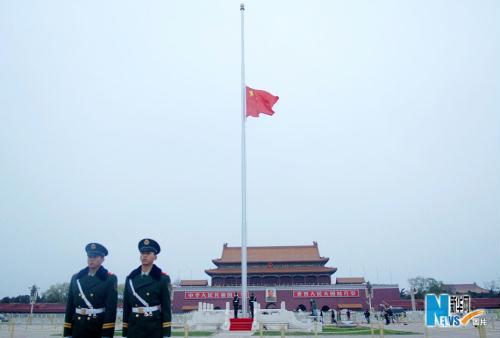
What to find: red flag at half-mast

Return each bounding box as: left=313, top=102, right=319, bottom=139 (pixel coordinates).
left=246, top=86, right=279, bottom=118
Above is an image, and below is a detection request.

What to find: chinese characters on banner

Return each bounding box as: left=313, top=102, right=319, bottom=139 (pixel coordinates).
left=184, top=289, right=360, bottom=300
left=185, top=291, right=249, bottom=300
left=293, top=290, right=360, bottom=298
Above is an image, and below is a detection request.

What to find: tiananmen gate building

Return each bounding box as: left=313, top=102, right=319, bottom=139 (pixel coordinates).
left=172, top=242, right=400, bottom=313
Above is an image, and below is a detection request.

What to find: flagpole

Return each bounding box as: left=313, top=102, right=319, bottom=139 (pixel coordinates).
left=240, top=2, right=248, bottom=318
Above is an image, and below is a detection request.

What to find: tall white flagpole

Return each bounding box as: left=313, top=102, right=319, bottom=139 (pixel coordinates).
left=240, top=2, right=248, bottom=318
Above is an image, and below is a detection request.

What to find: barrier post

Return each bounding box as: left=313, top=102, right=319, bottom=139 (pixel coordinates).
left=477, top=324, right=487, bottom=338
left=9, top=320, right=15, bottom=338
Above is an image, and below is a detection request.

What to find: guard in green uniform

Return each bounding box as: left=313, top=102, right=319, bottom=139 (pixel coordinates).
left=63, top=243, right=118, bottom=338
left=122, top=238, right=171, bottom=338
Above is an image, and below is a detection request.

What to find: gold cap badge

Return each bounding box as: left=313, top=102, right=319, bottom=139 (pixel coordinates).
left=144, top=239, right=150, bottom=245
left=90, top=243, right=96, bottom=250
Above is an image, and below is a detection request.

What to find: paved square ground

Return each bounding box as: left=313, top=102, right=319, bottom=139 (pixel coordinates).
left=1, top=321, right=499, bottom=337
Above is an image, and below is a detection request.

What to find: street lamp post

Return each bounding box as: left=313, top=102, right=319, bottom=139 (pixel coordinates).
left=365, top=281, right=374, bottom=338
left=28, top=285, right=38, bottom=325
left=410, top=287, right=416, bottom=312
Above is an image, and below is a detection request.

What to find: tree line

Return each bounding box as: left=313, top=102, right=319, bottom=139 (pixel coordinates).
left=1, top=283, right=126, bottom=304
left=401, top=277, right=500, bottom=299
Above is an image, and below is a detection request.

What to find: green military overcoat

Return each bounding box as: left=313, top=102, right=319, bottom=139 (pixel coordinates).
left=122, top=264, right=171, bottom=338
left=63, top=266, right=118, bottom=338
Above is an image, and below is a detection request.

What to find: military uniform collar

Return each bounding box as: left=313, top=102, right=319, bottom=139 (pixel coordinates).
left=128, top=264, right=162, bottom=281
left=76, top=266, right=109, bottom=281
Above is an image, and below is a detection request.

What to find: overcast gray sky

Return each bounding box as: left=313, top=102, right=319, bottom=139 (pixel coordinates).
left=1, top=0, right=499, bottom=298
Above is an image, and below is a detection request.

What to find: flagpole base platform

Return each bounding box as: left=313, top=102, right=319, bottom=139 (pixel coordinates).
left=229, top=318, right=254, bottom=331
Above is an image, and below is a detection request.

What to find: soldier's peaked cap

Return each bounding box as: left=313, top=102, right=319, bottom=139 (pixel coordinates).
left=85, top=242, right=108, bottom=257
left=138, top=238, right=161, bottom=254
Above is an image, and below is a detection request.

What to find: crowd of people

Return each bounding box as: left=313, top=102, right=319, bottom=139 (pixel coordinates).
left=304, top=300, right=402, bottom=326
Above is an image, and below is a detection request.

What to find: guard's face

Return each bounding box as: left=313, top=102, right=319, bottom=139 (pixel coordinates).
left=140, top=251, right=157, bottom=265
left=87, top=255, right=104, bottom=270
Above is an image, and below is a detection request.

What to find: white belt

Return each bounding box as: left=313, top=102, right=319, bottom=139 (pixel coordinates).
left=75, top=308, right=105, bottom=316
left=132, top=305, right=160, bottom=315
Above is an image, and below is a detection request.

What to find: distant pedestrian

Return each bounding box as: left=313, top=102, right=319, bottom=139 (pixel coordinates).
left=364, top=309, right=371, bottom=324
left=384, top=308, right=390, bottom=325
left=388, top=306, right=394, bottom=323
left=346, top=309, right=351, bottom=321
left=310, top=299, right=318, bottom=318
left=331, top=309, right=336, bottom=324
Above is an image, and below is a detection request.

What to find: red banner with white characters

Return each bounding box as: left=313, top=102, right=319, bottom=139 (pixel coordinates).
left=184, top=289, right=360, bottom=300
left=184, top=291, right=249, bottom=300
left=293, top=290, right=360, bottom=298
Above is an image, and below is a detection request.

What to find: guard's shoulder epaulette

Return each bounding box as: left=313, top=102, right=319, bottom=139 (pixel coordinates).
left=161, top=272, right=171, bottom=284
